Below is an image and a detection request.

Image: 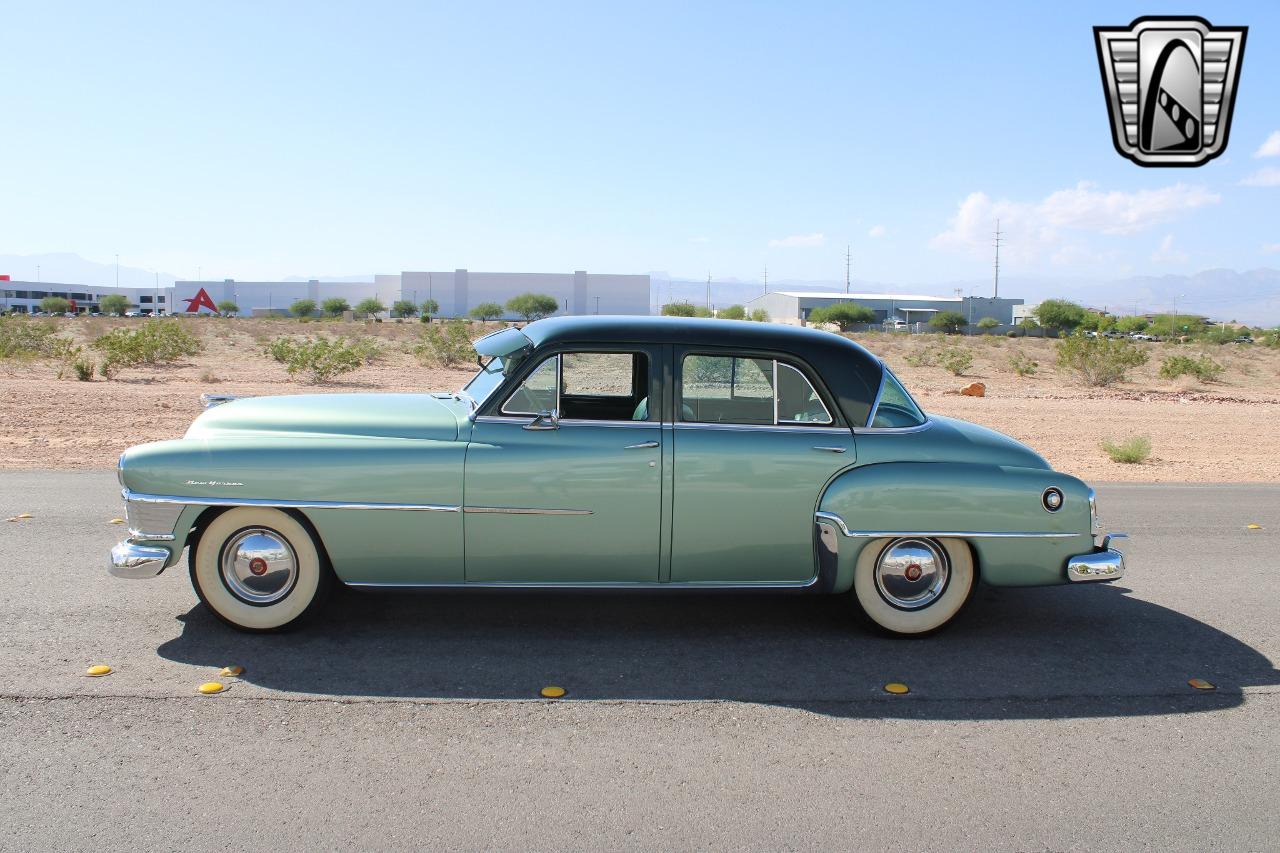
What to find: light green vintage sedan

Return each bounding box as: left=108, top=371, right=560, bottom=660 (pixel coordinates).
left=111, top=316, right=1125, bottom=635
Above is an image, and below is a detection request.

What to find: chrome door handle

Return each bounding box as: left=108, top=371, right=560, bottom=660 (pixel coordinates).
left=624, top=441, right=660, bottom=449
left=812, top=446, right=847, bottom=453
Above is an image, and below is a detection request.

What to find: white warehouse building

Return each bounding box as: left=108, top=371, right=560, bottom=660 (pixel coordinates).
left=747, top=290, right=1024, bottom=328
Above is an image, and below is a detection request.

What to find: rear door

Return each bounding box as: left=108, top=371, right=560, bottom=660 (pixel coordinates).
left=669, top=350, right=854, bottom=584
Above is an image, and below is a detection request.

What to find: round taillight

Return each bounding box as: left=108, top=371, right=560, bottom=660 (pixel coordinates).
left=1042, top=488, right=1064, bottom=512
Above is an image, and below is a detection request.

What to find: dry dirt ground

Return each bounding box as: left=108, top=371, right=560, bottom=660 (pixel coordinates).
left=2, top=317, right=1278, bottom=482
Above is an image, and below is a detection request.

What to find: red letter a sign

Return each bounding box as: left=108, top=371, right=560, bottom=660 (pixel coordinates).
left=183, top=287, right=219, bottom=313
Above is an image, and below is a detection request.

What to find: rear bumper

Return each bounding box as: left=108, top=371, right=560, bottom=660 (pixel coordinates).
left=109, top=541, right=170, bottom=579
left=1066, top=534, right=1126, bottom=583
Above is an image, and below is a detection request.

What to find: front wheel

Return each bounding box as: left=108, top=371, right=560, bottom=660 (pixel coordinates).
left=851, top=537, right=975, bottom=636
left=190, top=507, right=331, bottom=632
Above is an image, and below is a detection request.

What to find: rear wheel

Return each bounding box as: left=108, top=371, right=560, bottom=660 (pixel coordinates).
left=189, top=507, right=331, bottom=632
left=851, top=536, right=974, bottom=636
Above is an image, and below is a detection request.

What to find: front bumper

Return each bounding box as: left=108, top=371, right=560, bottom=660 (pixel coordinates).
left=109, top=541, right=170, bottom=579
left=1066, top=534, right=1126, bottom=583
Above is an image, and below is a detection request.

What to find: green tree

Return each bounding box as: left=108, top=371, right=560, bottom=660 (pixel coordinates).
left=390, top=300, right=418, bottom=319
left=505, top=292, right=559, bottom=321
left=1115, top=316, right=1149, bottom=334
left=749, top=308, right=770, bottom=322
left=976, top=316, right=1000, bottom=333
left=717, top=304, right=746, bottom=320
left=355, top=297, right=385, bottom=318
left=99, top=294, right=130, bottom=316
left=321, top=297, right=350, bottom=317
left=216, top=300, right=239, bottom=316
left=661, top=302, right=698, bottom=317
left=1034, top=299, right=1087, bottom=333
left=290, top=299, right=317, bottom=318
left=469, top=301, right=504, bottom=322
left=810, top=303, right=876, bottom=331
left=929, top=310, right=969, bottom=334
left=1018, top=317, right=1039, bottom=337
left=420, top=298, right=440, bottom=319
left=40, top=296, right=72, bottom=314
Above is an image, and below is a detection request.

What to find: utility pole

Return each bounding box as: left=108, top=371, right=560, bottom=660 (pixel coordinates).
left=763, top=265, right=768, bottom=295
left=844, top=245, right=851, bottom=294
left=115, top=254, right=119, bottom=288
left=992, top=220, right=1004, bottom=299
left=36, top=265, right=40, bottom=282
left=594, top=295, right=601, bottom=315
left=706, top=272, right=711, bottom=311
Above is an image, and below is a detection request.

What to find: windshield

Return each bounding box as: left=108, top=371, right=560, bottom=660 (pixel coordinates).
left=461, top=356, right=505, bottom=409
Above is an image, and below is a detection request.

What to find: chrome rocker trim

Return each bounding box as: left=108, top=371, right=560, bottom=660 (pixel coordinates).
left=345, top=577, right=820, bottom=591
left=109, top=541, right=170, bottom=579
left=1066, top=534, right=1127, bottom=583
left=813, top=511, right=1079, bottom=539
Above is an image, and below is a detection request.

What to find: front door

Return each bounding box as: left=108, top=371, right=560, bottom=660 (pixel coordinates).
left=464, top=349, right=663, bottom=583
left=670, top=351, right=855, bottom=584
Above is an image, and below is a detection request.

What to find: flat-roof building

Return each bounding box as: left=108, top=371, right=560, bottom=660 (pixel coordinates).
left=748, top=290, right=1024, bottom=328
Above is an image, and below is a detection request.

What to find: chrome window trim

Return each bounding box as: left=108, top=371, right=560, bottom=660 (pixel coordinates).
left=862, top=363, right=928, bottom=431
left=123, top=489, right=460, bottom=513
left=850, top=419, right=933, bottom=436
left=673, top=422, right=851, bottom=435
left=473, top=415, right=659, bottom=429
left=813, top=511, right=1080, bottom=539
left=775, top=361, right=834, bottom=426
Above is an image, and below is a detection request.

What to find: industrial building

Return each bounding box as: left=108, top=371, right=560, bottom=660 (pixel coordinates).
left=747, top=290, right=1024, bottom=329
left=2, top=269, right=650, bottom=318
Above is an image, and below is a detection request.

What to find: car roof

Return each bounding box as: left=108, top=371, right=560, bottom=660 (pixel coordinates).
left=519, top=315, right=884, bottom=426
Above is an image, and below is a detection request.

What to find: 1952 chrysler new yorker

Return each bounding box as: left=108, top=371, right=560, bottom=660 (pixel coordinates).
left=111, top=316, right=1126, bottom=635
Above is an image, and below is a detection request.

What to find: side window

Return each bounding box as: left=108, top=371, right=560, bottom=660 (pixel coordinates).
left=500, top=352, right=650, bottom=421
left=680, top=355, right=833, bottom=426
left=500, top=355, right=558, bottom=416
left=870, top=370, right=927, bottom=428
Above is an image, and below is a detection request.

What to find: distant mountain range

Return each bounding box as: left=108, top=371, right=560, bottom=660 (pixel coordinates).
left=2, top=253, right=1275, bottom=325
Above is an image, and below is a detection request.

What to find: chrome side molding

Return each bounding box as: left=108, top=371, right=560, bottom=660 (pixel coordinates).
left=813, top=511, right=1079, bottom=540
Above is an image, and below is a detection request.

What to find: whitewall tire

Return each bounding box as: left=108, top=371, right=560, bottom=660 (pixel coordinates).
left=851, top=537, right=975, bottom=636
left=190, top=507, right=331, bottom=632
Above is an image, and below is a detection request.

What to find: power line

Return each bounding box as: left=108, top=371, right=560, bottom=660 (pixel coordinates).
left=992, top=220, right=1004, bottom=299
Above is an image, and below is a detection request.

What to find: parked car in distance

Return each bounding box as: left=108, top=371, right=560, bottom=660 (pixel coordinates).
left=111, top=317, right=1126, bottom=636
left=1234, top=336, right=1254, bottom=344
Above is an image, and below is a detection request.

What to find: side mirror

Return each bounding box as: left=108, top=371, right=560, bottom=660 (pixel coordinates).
left=523, top=409, right=560, bottom=431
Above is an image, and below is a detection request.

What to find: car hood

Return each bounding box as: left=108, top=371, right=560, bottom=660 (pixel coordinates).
left=185, top=393, right=469, bottom=442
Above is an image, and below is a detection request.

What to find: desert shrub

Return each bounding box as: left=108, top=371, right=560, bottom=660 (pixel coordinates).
left=1006, top=330, right=1018, bottom=338
left=346, top=336, right=383, bottom=365
left=506, top=293, right=558, bottom=321
left=808, top=303, right=874, bottom=330
left=929, top=310, right=968, bottom=334
left=718, top=304, right=746, bottom=320
left=1008, top=352, right=1038, bottom=376
left=266, top=336, right=366, bottom=382
left=976, top=316, right=1000, bottom=332
left=1101, top=435, right=1152, bottom=464
left=414, top=320, right=475, bottom=367
left=199, top=369, right=220, bottom=383
left=321, top=297, right=350, bottom=317
left=469, top=302, right=504, bottom=322
left=1056, top=335, right=1147, bottom=386
left=90, top=321, right=202, bottom=377
left=936, top=346, right=973, bottom=376
left=290, top=299, right=317, bottom=318
left=1160, top=354, right=1224, bottom=383
left=0, top=316, right=59, bottom=358
left=661, top=302, right=697, bottom=317
left=749, top=308, right=769, bottom=322
left=903, top=344, right=936, bottom=368
left=72, top=357, right=95, bottom=381
left=49, top=337, right=84, bottom=379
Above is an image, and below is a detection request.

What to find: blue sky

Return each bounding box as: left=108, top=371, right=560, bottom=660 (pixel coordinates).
left=2, top=1, right=1277, bottom=287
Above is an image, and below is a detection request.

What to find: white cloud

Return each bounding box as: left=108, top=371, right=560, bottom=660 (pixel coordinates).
left=931, top=181, right=1220, bottom=265
left=1254, top=131, right=1280, bottom=158
left=1263, top=243, right=1280, bottom=255
left=1240, top=166, right=1280, bottom=187
left=1151, top=234, right=1188, bottom=265
left=867, top=224, right=886, bottom=238
left=768, top=232, right=825, bottom=248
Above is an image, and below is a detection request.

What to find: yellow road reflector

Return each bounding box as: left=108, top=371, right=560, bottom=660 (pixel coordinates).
left=219, top=665, right=244, bottom=677
left=540, top=685, right=566, bottom=698
left=197, top=681, right=227, bottom=695
left=1188, top=678, right=1216, bottom=691
left=1246, top=523, right=1262, bottom=530
left=108, top=518, right=125, bottom=525
left=15, top=513, right=33, bottom=519
left=85, top=665, right=113, bottom=677
left=7, top=513, right=34, bottom=521
left=884, top=682, right=910, bottom=695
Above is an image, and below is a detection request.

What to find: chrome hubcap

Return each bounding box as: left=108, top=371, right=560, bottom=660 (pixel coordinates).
left=220, top=528, right=297, bottom=605
left=874, top=538, right=949, bottom=610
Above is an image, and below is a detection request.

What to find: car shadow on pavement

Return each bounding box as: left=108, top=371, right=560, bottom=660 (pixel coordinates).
left=156, top=582, right=1280, bottom=719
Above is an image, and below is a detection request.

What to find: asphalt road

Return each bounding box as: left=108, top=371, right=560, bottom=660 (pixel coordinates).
left=1, top=472, right=1277, bottom=851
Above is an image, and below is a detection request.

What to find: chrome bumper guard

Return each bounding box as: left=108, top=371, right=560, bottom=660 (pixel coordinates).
left=1066, top=534, right=1127, bottom=583
left=109, top=541, right=170, bottom=579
